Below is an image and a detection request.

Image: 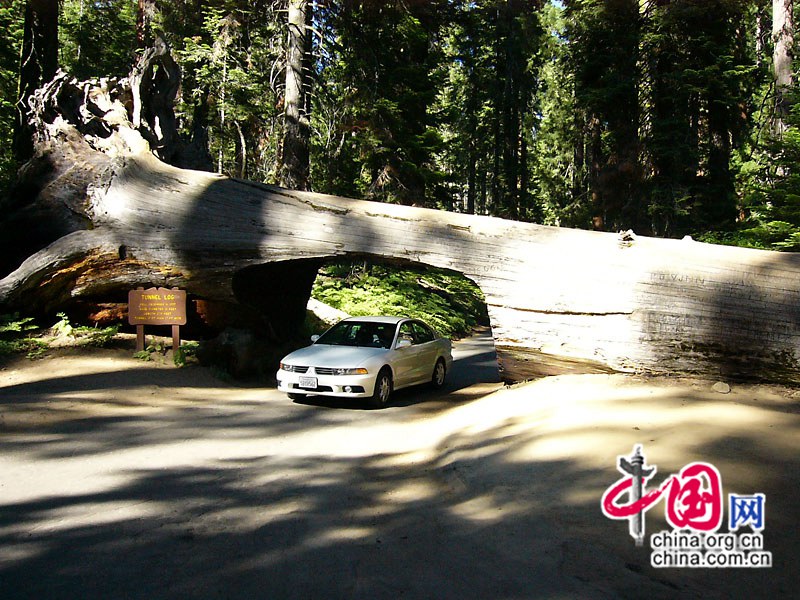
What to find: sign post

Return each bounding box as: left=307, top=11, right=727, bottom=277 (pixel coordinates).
left=128, top=287, right=188, bottom=352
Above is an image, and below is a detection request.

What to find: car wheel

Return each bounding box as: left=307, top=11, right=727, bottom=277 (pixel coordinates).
left=431, top=358, right=446, bottom=389
left=288, top=392, right=306, bottom=401
left=369, top=368, right=393, bottom=408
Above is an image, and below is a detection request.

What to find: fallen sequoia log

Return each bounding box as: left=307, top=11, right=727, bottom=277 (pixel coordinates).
left=4, top=67, right=800, bottom=383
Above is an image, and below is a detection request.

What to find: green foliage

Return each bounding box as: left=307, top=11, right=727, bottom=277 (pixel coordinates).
left=558, top=0, right=757, bottom=236
left=0, top=1, right=25, bottom=197
left=697, top=221, right=800, bottom=250
left=530, top=2, right=585, bottom=227
left=53, top=312, right=74, bottom=337
left=133, top=340, right=166, bottom=362
left=0, top=313, right=38, bottom=335
left=311, top=261, right=488, bottom=339
left=79, top=324, right=121, bottom=347
left=0, top=338, right=48, bottom=359
left=311, top=0, right=451, bottom=205
left=642, top=0, right=756, bottom=237
left=0, top=313, right=43, bottom=358
left=432, top=0, right=544, bottom=218
left=566, top=0, right=643, bottom=231
left=59, top=0, right=137, bottom=79
left=51, top=312, right=120, bottom=347
left=1, top=311, right=117, bottom=358
left=706, top=68, right=800, bottom=251
left=134, top=339, right=197, bottom=366
left=173, top=341, right=199, bottom=367
left=172, top=2, right=284, bottom=180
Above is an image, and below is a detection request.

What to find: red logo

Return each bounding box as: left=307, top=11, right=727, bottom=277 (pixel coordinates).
left=601, top=445, right=723, bottom=545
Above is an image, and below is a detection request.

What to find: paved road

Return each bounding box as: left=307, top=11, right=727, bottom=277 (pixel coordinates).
left=0, top=331, right=515, bottom=600
left=1, top=330, right=794, bottom=599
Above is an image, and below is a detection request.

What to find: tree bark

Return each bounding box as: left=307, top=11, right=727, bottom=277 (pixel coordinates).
left=129, top=35, right=182, bottom=164
left=280, top=0, right=311, bottom=190
left=773, top=0, right=794, bottom=133
left=136, top=0, right=157, bottom=49
left=15, top=0, right=59, bottom=163
left=6, top=69, right=800, bottom=384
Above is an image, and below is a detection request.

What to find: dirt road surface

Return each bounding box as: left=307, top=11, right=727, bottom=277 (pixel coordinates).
left=0, top=332, right=797, bottom=599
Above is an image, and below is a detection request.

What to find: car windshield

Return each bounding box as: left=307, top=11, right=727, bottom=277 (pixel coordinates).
left=315, top=321, right=395, bottom=349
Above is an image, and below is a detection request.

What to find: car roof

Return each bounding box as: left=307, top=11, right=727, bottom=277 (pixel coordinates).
left=341, top=316, right=407, bottom=325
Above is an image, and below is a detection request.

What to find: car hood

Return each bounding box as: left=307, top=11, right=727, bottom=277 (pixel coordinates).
left=282, top=344, right=387, bottom=368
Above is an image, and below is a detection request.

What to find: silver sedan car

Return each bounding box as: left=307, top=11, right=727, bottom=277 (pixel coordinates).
left=277, top=316, right=453, bottom=408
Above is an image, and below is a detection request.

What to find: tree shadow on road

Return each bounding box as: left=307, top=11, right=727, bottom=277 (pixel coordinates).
left=1, top=367, right=796, bottom=599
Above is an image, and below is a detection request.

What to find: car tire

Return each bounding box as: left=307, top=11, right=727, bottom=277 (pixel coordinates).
left=288, top=392, right=306, bottom=401
left=369, top=368, right=393, bottom=408
left=431, top=358, right=447, bottom=389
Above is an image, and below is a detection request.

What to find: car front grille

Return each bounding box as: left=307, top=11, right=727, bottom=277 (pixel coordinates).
left=284, top=366, right=352, bottom=375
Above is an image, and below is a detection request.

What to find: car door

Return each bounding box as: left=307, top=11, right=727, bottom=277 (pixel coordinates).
left=410, top=321, right=439, bottom=383
left=392, top=321, right=424, bottom=388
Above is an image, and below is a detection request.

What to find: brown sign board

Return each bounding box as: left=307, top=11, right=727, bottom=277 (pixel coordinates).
left=128, top=287, right=187, bottom=326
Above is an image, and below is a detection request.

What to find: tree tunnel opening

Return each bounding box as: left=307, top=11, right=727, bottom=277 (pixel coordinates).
left=310, top=256, right=491, bottom=341
left=219, top=254, right=498, bottom=383
left=310, top=256, right=500, bottom=388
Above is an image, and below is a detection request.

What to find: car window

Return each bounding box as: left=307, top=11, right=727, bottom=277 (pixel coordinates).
left=316, top=321, right=395, bottom=349
left=412, top=321, right=435, bottom=343
left=397, top=322, right=416, bottom=345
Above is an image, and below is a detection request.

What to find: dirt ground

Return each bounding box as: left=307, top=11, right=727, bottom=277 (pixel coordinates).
left=0, top=343, right=797, bottom=599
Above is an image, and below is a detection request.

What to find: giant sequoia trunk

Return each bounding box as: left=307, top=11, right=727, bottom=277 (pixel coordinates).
left=773, top=0, right=794, bottom=133
left=5, top=63, right=800, bottom=383
left=280, top=0, right=311, bottom=190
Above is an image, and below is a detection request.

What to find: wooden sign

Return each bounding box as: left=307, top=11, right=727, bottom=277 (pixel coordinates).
left=128, top=287, right=186, bottom=351
left=128, top=287, right=187, bottom=326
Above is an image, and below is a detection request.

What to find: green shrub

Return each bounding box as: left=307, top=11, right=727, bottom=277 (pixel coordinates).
left=0, top=313, right=43, bottom=358
left=0, top=313, right=39, bottom=335
left=173, top=341, right=199, bottom=367
left=52, top=312, right=120, bottom=347
left=696, top=220, right=800, bottom=251
left=1, top=312, right=121, bottom=359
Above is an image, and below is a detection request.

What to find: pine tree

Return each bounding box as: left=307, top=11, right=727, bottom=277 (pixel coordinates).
left=280, top=0, right=312, bottom=190
left=15, top=0, right=59, bottom=163
left=772, top=0, right=793, bottom=133
left=435, top=0, right=543, bottom=218
left=644, top=0, right=754, bottom=236
left=313, top=0, right=450, bottom=205
left=565, top=0, right=643, bottom=232
left=0, top=1, right=25, bottom=194
left=59, top=0, right=137, bottom=80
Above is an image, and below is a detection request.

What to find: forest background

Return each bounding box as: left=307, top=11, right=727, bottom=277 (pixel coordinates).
left=2, top=0, right=800, bottom=250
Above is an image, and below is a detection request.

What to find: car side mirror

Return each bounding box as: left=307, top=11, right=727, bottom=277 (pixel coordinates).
left=311, top=334, right=320, bottom=343
left=396, top=338, right=412, bottom=349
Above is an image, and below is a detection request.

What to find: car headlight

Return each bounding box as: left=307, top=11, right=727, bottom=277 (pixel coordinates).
left=333, top=368, right=368, bottom=376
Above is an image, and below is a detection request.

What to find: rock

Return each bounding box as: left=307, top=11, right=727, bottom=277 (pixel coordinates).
left=712, top=381, right=731, bottom=394
left=307, top=298, right=350, bottom=327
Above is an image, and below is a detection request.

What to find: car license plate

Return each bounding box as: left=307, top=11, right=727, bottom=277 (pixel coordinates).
left=299, top=376, right=317, bottom=389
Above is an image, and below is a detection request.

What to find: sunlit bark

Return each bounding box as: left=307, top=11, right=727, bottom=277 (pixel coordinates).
left=773, top=0, right=794, bottom=133
left=280, top=0, right=311, bottom=190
